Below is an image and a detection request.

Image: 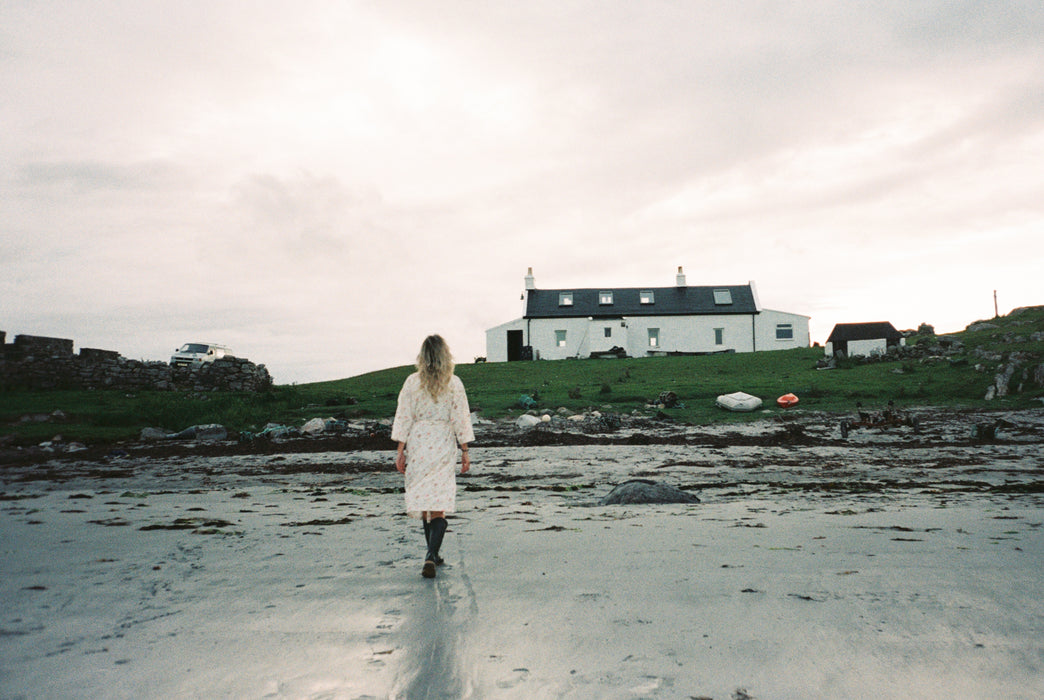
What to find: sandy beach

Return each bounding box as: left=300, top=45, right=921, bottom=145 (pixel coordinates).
left=2, top=408, right=1043, bottom=699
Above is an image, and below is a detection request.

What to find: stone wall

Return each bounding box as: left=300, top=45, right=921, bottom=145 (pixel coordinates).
left=0, top=333, right=273, bottom=392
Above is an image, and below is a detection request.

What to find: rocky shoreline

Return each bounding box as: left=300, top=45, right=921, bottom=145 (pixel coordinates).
left=4, top=405, right=1042, bottom=469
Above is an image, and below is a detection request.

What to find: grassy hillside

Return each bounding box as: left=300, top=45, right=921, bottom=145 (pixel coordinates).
left=2, top=307, right=1042, bottom=446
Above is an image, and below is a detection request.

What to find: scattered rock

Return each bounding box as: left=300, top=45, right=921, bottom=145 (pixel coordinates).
left=301, top=417, right=327, bottom=435
left=516, top=414, right=542, bottom=429
left=583, top=413, right=622, bottom=433
left=140, top=427, right=171, bottom=441
left=171, top=424, right=228, bottom=441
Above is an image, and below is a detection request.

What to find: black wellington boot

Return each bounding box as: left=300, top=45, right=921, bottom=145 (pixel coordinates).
left=422, top=519, right=445, bottom=566
left=422, top=517, right=448, bottom=579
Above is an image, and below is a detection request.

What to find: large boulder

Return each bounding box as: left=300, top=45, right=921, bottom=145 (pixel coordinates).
left=599, top=479, right=700, bottom=505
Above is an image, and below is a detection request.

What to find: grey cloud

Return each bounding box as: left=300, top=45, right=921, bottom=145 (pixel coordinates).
left=892, top=1, right=1044, bottom=53
left=16, top=160, right=187, bottom=193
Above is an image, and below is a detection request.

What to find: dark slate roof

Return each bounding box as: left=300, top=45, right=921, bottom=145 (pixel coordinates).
left=525, top=285, right=758, bottom=319
left=826, top=322, right=901, bottom=343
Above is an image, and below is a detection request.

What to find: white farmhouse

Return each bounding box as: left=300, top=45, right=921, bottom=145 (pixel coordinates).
left=485, top=267, right=810, bottom=362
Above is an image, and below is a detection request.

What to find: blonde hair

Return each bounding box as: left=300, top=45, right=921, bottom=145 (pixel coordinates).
left=416, top=334, right=454, bottom=398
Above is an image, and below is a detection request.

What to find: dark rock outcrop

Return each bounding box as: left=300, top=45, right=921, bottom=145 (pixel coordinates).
left=599, top=479, right=700, bottom=505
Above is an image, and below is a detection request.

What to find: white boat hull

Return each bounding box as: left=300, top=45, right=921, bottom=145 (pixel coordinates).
left=716, top=391, right=764, bottom=412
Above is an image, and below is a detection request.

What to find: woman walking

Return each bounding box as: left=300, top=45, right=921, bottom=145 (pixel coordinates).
left=392, top=335, right=474, bottom=578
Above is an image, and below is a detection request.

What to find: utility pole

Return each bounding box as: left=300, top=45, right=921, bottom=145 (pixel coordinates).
left=994, top=290, right=999, bottom=318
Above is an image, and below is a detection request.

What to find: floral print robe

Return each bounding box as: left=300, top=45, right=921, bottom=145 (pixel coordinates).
left=391, top=373, right=474, bottom=518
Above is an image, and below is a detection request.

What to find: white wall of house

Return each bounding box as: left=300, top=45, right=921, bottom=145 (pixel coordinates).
left=486, top=311, right=810, bottom=361
left=484, top=318, right=526, bottom=362
left=825, top=336, right=906, bottom=358
left=848, top=338, right=888, bottom=357
left=625, top=314, right=757, bottom=355
left=753, top=309, right=810, bottom=351
left=588, top=318, right=627, bottom=353
left=528, top=317, right=591, bottom=360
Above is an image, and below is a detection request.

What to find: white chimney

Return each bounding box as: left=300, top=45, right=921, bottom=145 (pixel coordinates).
left=522, top=267, right=535, bottom=316
left=676, top=266, right=686, bottom=287
left=749, top=280, right=761, bottom=311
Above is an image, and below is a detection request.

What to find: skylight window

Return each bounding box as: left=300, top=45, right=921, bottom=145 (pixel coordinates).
left=639, top=290, right=655, bottom=304
left=599, top=291, right=614, bottom=305
left=558, top=292, right=573, bottom=306
left=713, top=289, right=733, bottom=305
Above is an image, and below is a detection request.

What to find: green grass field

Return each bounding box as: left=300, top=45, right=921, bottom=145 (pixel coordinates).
left=2, top=308, right=1042, bottom=446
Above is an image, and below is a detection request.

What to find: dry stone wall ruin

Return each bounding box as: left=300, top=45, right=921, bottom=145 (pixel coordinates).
left=0, top=332, right=273, bottom=392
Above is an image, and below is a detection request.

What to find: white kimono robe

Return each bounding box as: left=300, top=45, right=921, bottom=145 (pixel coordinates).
left=391, top=373, right=475, bottom=518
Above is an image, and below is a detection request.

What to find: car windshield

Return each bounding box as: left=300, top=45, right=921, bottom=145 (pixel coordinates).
left=179, top=344, right=210, bottom=353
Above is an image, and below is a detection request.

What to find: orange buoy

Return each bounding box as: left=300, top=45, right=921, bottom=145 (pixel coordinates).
left=776, top=393, right=799, bottom=408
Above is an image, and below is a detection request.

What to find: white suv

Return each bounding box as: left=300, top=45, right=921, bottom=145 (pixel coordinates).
left=170, top=343, right=232, bottom=367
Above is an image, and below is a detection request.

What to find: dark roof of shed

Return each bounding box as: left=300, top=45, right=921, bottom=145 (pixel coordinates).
left=525, top=285, right=758, bottom=319
left=826, top=322, right=902, bottom=343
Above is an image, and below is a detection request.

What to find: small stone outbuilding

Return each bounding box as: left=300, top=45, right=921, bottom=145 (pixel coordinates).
left=825, top=322, right=904, bottom=358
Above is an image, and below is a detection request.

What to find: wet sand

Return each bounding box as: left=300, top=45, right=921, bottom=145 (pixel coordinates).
left=2, top=409, right=1043, bottom=698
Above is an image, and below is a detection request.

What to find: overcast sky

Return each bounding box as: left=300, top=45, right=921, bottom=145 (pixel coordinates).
left=3, top=1, right=1042, bottom=384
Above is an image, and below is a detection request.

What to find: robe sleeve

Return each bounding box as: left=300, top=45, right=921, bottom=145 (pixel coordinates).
left=390, top=376, right=414, bottom=443
left=449, top=376, right=475, bottom=445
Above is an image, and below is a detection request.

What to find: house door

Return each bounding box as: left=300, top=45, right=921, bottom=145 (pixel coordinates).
left=507, top=330, right=524, bottom=361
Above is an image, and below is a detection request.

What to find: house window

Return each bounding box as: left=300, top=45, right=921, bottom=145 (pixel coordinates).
left=776, top=323, right=794, bottom=340
left=599, top=291, right=614, bottom=305
left=558, top=292, right=573, bottom=306
left=604, top=327, right=612, bottom=338
left=555, top=330, right=567, bottom=347
left=713, top=289, right=733, bottom=305
left=714, top=328, right=724, bottom=345
left=639, top=290, right=655, bottom=305
left=648, top=328, right=660, bottom=347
